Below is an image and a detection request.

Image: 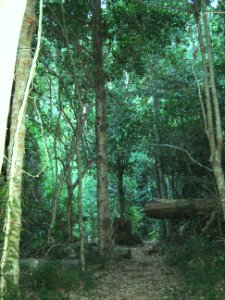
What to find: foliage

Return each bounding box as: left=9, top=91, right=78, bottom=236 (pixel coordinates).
left=18, top=0, right=225, bottom=253
left=1, top=0, right=225, bottom=296
left=128, top=205, right=143, bottom=233
left=165, top=236, right=225, bottom=300
left=4, top=255, right=107, bottom=299
left=0, top=237, right=112, bottom=298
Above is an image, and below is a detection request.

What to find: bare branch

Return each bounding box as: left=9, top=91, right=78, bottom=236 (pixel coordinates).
left=149, top=143, right=212, bottom=172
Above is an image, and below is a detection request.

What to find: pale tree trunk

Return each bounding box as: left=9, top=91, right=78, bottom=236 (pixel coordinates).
left=0, top=0, right=37, bottom=296
left=0, top=0, right=27, bottom=174
left=7, top=1, right=36, bottom=170
left=92, top=0, right=112, bottom=255
left=193, top=0, right=225, bottom=219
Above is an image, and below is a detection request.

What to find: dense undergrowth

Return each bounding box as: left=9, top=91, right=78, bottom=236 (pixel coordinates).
left=165, top=235, right=225, bottom=300
left=3, top=234, right=225, bottom=299
left=3, top=251, right=110, bottom=300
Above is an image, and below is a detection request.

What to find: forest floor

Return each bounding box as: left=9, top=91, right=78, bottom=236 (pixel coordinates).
left=70, top=241, right=181, bottom=300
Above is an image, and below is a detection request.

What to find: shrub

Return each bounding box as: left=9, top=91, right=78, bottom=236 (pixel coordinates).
left=165, top=235, right=225, bottom=300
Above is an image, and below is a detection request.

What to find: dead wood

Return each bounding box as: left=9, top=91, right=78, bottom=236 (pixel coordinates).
left=144, top=198, right=216, bottom=219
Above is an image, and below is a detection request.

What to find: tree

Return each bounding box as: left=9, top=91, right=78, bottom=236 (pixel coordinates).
left=193, top=0, right=225, bottom=219
left=92, top=0, right=112, bottom=255
left=0, top=0, right=27, bottom=174
left=0, top=0, right=42, bottom=295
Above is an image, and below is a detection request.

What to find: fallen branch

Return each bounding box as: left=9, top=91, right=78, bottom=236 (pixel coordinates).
left=145, top=198, right=216, bottom=219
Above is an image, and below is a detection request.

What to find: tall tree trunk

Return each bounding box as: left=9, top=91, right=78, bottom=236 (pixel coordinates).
left=7, top=1, right=36, bottom=170
left=152, top=95, right=167, bottom=198
left=92, top=0, right=112, bottom=255
left=0, top=0, right=27, bottom=174
left=152, top=94, right=172, bottom=237
left=194, top=0, right=225, bottom=219
left=66, top=166, right=74, bottom=242
left=116, top=156, right=125, bottom=219
left=0, top=0, right=36, bottom=295
left=75, top=115, right=85, bottom=271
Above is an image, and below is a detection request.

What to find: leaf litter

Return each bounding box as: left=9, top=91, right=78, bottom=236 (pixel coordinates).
left=69, top=241, right=180, bottom=300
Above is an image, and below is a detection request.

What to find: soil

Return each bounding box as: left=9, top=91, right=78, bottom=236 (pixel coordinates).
left=69, top=241, right=180, bottom=300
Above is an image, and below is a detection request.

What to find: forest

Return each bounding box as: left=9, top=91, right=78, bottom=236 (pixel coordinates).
left=0, top=0, right=225, bottom=299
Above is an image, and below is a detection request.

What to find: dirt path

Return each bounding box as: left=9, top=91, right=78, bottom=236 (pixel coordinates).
left=70, top=242, right=180, bottom=300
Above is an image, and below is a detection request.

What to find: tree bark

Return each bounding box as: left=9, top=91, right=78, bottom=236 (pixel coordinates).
left=92, top=0, right=112, bottom=255
left=0, top=0, right=36, bottom=295
left=152, top=95, right=167, bottom=199
left=66, top=166, right=74, bottom=242
left=75, top=115, right=85, bottom=271
left=7, top=1, right=36, bottom=170
left=152, top=94, right=172, bottom=237
left=145, top=198, right=216, bottom=219
left=0, top=0, right=27, bottom=174
left=116, top=156, right=125, bottom=219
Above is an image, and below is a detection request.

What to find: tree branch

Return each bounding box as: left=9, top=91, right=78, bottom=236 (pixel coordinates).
left=149, top=143, right=212, bottom=172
